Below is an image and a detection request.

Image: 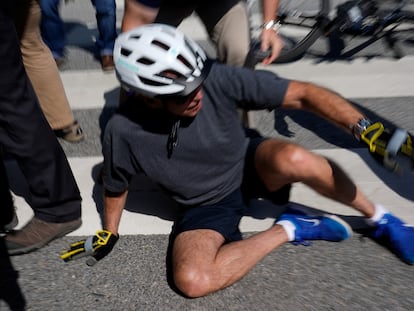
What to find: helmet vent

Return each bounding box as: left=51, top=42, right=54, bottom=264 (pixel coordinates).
left=158, top=70, right=185, bottom=80
left=120, top=48, right=132, bottom=57
left=151, top=40, right=170, bottom=51
left=177, top=55, right=194, bottom=71
left=137, top=57, right=155, bottom=65
left=139, top=77, right=168, bottom=87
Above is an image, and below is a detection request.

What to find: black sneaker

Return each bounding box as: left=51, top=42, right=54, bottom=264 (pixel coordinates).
left=5, top=217, right=81, bottom=255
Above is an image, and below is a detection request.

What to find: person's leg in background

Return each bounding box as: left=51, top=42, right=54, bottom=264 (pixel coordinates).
left=154, top=0, right=193, bottom=26
left=199, top=1, right=251, bottom=125
left=121, top=0, right=159, bottom=32
left=91, top=0, right=117, bottom=71
left=202, top=1, right=251, bottom=67
left=39, top=0, right=65, bottom=66
left=0, top=0, right=82, bottom=255
left=12, top=0, right=84, bottom=143
left=0, top=153, right=17, bottom=232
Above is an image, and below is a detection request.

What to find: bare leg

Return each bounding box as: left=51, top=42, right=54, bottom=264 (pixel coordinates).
left=172, top=227, right=288, bottom=298
left=255, top=139, right=375, bottom=218
left=121, top=0, right=158, bottom=32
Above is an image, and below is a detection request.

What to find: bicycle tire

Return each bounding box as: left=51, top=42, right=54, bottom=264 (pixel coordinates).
left=274, top=0, right=331, bottom=63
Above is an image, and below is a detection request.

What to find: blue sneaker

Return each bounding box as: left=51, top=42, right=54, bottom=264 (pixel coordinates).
left=278, top=212, right=352, bottom=243
left=368, top=213, right=414, bottom=265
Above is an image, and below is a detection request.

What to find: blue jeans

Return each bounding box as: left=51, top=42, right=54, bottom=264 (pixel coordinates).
left=40, top=0, right=117, bottom=58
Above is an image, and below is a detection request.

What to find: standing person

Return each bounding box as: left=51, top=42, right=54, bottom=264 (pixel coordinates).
left=0, top=0, right=82, bottom=255
left=121, top=0, right=284, bottom=67
left=62, top=25, right=414, bottom=297
left=40, top=0, right=117, bottom=71
left=11, top=0, right=84, bottom=143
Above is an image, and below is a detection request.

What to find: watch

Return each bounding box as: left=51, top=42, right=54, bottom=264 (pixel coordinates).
left=261, top=20, right=282, bottom=32
left=351, top=118, right=372, bottom=139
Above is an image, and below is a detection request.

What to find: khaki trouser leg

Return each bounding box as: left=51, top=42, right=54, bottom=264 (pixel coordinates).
left=18, top=0, right=75, bottom=130
left=210, top=1, right=251, bottom=66
left=209, top=1, right=252, bottom=126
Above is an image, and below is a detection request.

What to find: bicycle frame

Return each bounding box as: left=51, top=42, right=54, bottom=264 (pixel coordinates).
left=326, top=0, right=414, bottom=58
left=325, top=0, right=413, bottom=35
left=272, top=0, right=414, bottom=62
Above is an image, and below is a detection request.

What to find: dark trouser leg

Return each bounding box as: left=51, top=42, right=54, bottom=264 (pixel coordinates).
left=0, top=152, right=14, bottom=227
left=0, top=5, right=81, bottom=223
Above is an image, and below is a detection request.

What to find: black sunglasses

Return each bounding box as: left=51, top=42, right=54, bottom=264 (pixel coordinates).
left=162, top=86, right=201, bottom=106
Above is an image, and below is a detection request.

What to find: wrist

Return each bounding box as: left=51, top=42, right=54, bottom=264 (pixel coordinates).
left=261, top=19, right=281, bottom=32
left=103, top=227, right=119, bottom=237
left=351, top=118, right=372, bottom=140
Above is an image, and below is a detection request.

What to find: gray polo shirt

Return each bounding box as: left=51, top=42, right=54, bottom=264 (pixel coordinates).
left=102, top=62, right=289, bottom=206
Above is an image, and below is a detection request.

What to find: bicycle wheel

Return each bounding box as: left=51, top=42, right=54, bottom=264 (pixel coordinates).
left=274, top=0, right=331, bottom=63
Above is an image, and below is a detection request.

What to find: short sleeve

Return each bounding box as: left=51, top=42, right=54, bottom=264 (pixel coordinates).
left=101, top=115, right=141, bottom=193
left=205, top=63, right=290, bottom=111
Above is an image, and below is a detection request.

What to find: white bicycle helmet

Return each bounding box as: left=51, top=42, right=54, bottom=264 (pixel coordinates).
left=114, top=24, right=211, bottom=98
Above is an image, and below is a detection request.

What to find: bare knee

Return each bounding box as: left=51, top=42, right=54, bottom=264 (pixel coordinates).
left=174, top=266, right=212, bottom=298
left=257, top=141, right=318, bottom=187
left=276, top=145, right=319, bottom=181
left=171, top=229, right=225, bottom=297
left=282, top=143, right=309, bottom=165
left=270, top=142, right=311, bottom=172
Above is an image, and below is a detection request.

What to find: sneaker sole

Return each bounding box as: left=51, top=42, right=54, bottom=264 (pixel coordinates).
left=7, top=220, right=82, bottom=256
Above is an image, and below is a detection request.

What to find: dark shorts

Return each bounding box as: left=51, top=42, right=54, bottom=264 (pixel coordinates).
left=173, top=129, right=291, bottom=242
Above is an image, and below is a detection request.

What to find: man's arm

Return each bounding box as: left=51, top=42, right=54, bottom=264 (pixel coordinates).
left=260, top=0, right=283, bottom=64
left=104, top=190, right=128, bottom=235
left=281, top=81, right=365, bottom=134
left=60, top=190, right=127, bottom=264
left=281, top=80, right=414, bottom=174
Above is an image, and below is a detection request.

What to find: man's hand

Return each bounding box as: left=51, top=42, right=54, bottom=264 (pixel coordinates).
left=260, top=0, right=283, bottom=64
left=360, top=122, right=414, bottom=174
left=60, top=230, right=119, bottom=266
left=260, top=23, right=284, bottom=64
